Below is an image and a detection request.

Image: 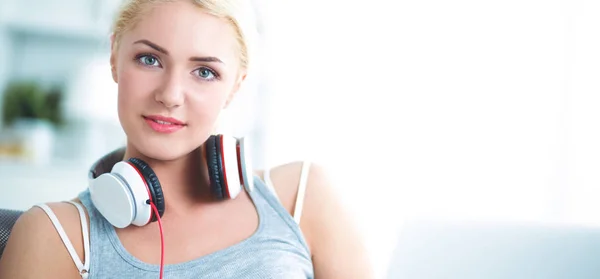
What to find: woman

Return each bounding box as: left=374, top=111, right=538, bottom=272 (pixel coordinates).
left=0, top=0, right=372, bottom=278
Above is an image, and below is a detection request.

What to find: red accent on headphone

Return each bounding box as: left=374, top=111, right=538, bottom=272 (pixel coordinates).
left=150, top=202, right=165, bottom=279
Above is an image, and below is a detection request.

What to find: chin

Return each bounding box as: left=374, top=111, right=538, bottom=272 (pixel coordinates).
left=129, top=134, right=198, bottom=162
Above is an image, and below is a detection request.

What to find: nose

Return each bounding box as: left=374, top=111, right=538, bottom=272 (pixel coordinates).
left=154, top=72, right=185, bottom=108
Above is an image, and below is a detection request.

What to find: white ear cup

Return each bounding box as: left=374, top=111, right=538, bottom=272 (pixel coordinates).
left=89, top=173, right=135, bottom=229
left=89, top=161, right=152, bottom=228
left=238, top=137, right=254, bottom=193
left=221, top=135, right=242, bottom=199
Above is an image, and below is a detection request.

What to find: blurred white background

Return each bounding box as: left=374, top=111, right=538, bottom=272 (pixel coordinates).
left=1, top=0, right=600, bottom=278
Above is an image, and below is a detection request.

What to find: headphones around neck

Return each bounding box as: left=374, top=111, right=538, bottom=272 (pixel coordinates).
left=88, top=134, right=254, bottom=229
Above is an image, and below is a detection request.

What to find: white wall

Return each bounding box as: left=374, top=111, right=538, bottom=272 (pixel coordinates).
left=562, top=0, right=600, bottom=224
left=260, top=0, right=600, bottom=277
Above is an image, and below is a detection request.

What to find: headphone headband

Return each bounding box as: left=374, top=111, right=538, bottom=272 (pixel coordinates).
left=88, top=147, right=126, bottom=181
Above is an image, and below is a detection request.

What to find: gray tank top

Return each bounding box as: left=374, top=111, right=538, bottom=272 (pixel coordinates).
left=76, top=176, right=314, bottom=278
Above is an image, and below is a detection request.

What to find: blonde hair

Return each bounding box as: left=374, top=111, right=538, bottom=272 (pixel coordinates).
left=112, top=0, right=258, bottom=71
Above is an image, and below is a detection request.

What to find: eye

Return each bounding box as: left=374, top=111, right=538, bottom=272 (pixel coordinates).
left=136, top=54, right=161, bottom=67
left=194, top=67, right=218, bottom=81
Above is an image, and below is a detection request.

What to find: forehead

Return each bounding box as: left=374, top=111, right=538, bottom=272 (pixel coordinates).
left=121, top=1, right=239, bottom=65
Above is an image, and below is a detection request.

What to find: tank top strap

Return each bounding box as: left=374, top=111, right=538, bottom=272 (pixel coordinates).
left=34, top=201, right=90, bottom=278
left=77, top=189, right=110, bottom=278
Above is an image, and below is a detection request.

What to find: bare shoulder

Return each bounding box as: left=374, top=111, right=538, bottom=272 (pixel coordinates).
left=267, top=161, right=374, bottom=278
left=0, top=200, right=88, bottom=279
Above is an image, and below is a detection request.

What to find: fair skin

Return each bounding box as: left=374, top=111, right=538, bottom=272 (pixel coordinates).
left=0, top=1, right=373, bottom=278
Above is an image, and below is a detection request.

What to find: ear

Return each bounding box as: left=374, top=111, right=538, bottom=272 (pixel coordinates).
left=110, top=33, right=118, bottom=83
left=224, top=70, right=248, bottom=109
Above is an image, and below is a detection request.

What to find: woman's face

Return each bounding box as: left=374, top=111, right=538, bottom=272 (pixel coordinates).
left=111, top=1, right=245, bottom=161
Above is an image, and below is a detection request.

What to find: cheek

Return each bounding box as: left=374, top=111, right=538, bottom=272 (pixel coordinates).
left=188, top=90, right=227, bottom=123
left=117, top=65, right=158, bottom=112
left=186, top=84, right=232, bottom=132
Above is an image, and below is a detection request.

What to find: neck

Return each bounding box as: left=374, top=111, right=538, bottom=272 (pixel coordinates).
left=122, top=142, right=214, bottom=215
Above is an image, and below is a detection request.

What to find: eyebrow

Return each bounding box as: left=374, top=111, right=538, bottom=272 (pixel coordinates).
left=134, top=39, right=224, bottom=64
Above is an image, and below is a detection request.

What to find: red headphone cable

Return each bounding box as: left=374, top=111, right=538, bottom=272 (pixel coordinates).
left=149, top=202, right=165, bottom=279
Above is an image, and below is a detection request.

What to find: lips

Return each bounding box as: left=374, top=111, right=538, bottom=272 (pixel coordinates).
left=143, top=115, right=186, bottom=134
left=144, top=115, right=185, bottom=125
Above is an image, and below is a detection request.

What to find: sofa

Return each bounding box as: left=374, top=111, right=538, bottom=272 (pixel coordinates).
left=0, top=209, right=23, bottom=260
left=387, top=220, right=600, bottom=279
